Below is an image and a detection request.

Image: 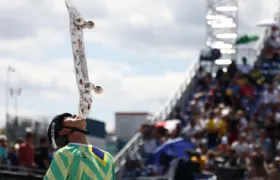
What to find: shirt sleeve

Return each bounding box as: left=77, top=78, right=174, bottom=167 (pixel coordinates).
left=111, top=162, right=116, bottom=180
left=43, top=149, right=72, bottom=180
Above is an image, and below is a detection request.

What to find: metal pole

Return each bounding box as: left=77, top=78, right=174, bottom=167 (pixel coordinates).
left=5, top=66, right=15, bottom=123
left=15, top=90, right=18, bottom=119
left=6, top=68, right=10, bottom=122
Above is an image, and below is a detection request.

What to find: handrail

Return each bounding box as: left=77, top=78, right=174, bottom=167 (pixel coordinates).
left=153, top=61, right=199, bottom=122
left=113, top=15, right=274, bottom=177
left=252, top=28, right=271, bottom=64
left=113, top=61, right=200, bottom=173
left=0, top=164, right=45, bottom=179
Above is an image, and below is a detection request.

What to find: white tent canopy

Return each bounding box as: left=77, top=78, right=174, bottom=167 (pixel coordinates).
left=257, top=18, right=279, bottom=27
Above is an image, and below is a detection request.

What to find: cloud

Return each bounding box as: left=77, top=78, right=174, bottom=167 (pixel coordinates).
left=0, top=0, right=207, bottom=59
left=0, top=58, right=186, bottom=131
left=0, top=0, right=276, bottom=58
left=0, top=0, right=278, bottom=132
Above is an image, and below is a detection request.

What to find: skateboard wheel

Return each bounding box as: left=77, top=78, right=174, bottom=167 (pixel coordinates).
left=86, top=21, right=95, bottom=29
left=94, top=86, right=103, bottom=94
left=75, top=17, right=85, bottom=26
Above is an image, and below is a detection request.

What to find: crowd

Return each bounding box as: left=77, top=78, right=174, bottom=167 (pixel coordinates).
left=123, top=26, right=280, bottom=180
left=0, top=131, right=52, bottom=174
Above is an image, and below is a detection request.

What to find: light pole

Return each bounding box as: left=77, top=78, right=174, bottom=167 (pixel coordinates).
left=10, top=87, right=22, bottom=120
left=5, top=66, right=15, bottom=123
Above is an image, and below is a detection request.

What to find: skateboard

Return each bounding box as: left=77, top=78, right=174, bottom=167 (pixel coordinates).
left=65, top=0, right=103, bottom=119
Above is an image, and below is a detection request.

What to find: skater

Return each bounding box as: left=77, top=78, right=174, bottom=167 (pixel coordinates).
left=44, top=113, right=115, bottom=180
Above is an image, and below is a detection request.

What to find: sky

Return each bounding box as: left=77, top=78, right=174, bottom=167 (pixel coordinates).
left=0, top=0, right=278, bottom=131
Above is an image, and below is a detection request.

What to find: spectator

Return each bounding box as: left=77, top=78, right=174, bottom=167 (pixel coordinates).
left=18, top=132, right=36, bottom=168
left=0, top=137, right=8, bottom=165
left=240, top=79, right=255, bottom=99
left=14, top=138, right=24, bottom=153
left=224, top=148, right=239, bottom=168
left=7, top=146, right=19, bottom=166
left=231, top=133, right=248, bottom=157
left=259, top=86, right=278, bottom=111
left=238, top=57, right=252, bottom=75
left=257, top=130, right=272, bottom=161
left=225, top=80, right=241, bottom=109
left=205, top=112, right=218, bottom=149
left=35, top=137, right=50, bottom=170
left=197, top=66, right=208, bottom=91
left=270, top=156, right=280, bottom=180
left=249, top=63, right=265, bottom=90
left=205, top=150, right=217, bottom=172
left=266, top=34, right=280, bottom=49
left=182, top=118, right=201, bottom=138
left=236, top=110, right=248, bottom=132
left=174, top=107, right=188, bottom=127
left=217, top=136, right=230, bottom=158
left=218, top=115, right=228, bottom=137
left=142, top=124, right=157, bottom=164
left=261, top=58, right=275, bottom=84
left=227, top=60, right=238, bottom=79
left=264, top=113, right=277, bottom=155
left=248, top=143, right=269, bottom=179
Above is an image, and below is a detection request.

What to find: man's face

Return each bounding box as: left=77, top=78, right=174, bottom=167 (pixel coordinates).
left=63, top=115, right=87, bottom=130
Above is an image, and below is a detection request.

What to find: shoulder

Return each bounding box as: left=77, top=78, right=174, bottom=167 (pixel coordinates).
left=54, top=145, right=77, bottom=158
left=94, top=146, right=113, bottom=158
left=92, top=146, right=114, bottom=164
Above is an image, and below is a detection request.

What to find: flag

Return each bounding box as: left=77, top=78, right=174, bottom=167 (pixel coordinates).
left=236, top=35, right=259, bottom=45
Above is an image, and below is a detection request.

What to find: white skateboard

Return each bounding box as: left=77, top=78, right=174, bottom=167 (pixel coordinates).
left=65, top=0, right=103, bottom=119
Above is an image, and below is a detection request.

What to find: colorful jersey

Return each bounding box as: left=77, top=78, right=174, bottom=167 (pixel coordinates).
left=44, top=143, right=115, bottom=180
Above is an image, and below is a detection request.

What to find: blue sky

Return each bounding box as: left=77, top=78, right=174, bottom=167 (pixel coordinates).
left=0, top=0, right=277, bottom=131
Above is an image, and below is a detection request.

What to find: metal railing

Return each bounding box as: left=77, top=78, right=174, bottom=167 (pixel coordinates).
left=113, top=26, right=272, bottom=178
left=113, top=61, right=200, bottom=176
left=0, top=164, right=46, bottom=180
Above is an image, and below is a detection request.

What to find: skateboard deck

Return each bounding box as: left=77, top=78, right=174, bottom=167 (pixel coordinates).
left=65, top=0, right=102, bottom=119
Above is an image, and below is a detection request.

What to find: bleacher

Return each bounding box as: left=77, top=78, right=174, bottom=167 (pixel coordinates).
left=0, top=9, right=280, bottom=180
left=113, top=21, right=276, bottom=180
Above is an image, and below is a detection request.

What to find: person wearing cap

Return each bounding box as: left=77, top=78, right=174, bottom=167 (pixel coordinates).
left=18, top=131, right=36, bottom=168
left=217, top=136, right=230, bottom=158
left=44, top=113, right=115, bottom=180
left=270, top=156, right=280, bottom=180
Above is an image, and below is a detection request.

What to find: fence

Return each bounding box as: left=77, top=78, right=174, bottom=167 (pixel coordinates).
left=0, top=165, right=46, bottom=180
left=6, top=115, right=49, bottom=145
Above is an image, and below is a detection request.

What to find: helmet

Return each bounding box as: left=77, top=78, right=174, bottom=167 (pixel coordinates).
left=47, top=113, right=89, bottom=149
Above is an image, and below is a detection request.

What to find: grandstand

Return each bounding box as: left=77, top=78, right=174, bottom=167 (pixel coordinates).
left=1, top=1, right=280, bottom=180
left=113, top=1, right=280, bottom=180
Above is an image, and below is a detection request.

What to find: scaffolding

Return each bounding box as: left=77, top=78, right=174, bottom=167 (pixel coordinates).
left=205, top=0, right=238, bottom=66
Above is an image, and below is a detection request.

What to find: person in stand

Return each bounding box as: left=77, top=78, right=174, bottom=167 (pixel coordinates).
left=18, top=132, right=37, bottom=168
left=35, top=137, right=50, bottom=170
left=44, top=113, right=115, bottom=180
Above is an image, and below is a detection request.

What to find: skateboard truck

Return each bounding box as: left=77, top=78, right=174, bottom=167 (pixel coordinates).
left=85, top=82, right=103, bottom=94
left=75, top=16, right=95, bottom=29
